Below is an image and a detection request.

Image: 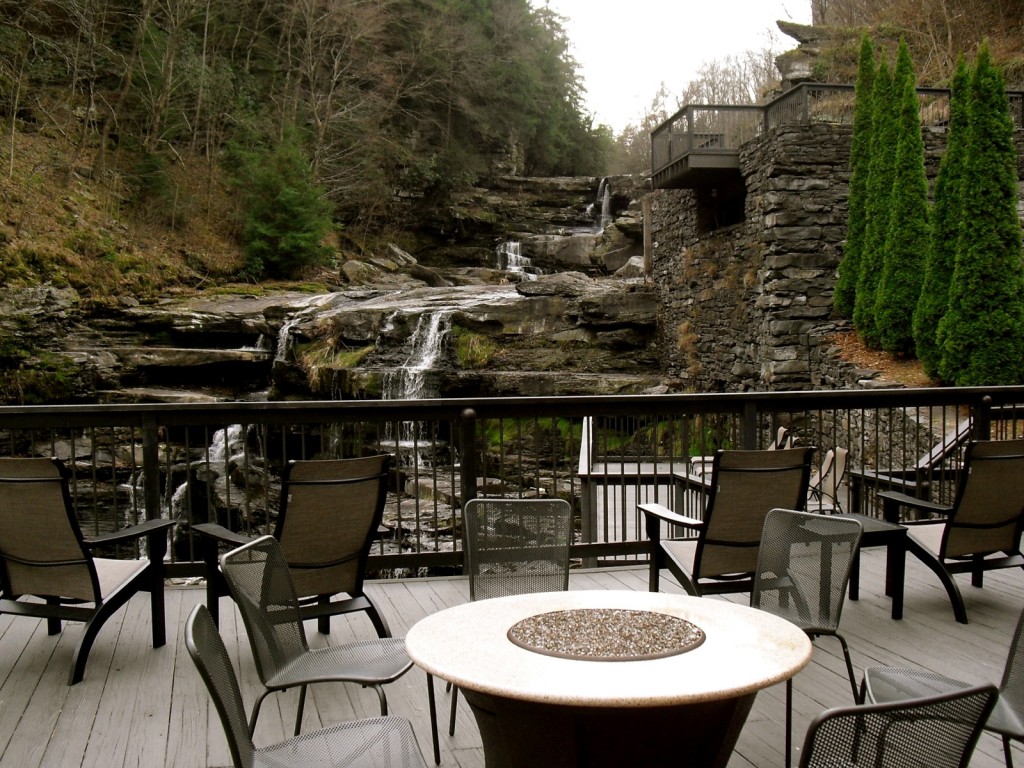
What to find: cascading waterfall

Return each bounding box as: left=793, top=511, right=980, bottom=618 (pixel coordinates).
left=383, top=311, right=452, bottom=400
left=495, top=240, right=536, bottom=278
left=381, top=310, right=454, bottom=467
left=594, top=177, right=612, bottom=232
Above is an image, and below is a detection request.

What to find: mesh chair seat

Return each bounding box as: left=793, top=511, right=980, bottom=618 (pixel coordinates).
left=267, top=637, right=411, bottom=689
left=252, top=716, right=426, bottom=768
left=800, top=684, right=997, bottom=768
left=186, top=604, right=426, bottom=768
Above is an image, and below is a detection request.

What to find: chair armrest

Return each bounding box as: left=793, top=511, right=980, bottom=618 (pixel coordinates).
left=638, top=503, right=704, bottom=529
left=84, top=518, right=174, bottom=547
left=192, top=522, right=253, bottom=548
left=877, top=490, right=952, bottom=524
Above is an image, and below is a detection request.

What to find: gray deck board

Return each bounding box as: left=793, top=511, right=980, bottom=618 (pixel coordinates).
left=0, top=550, right=1021, bottom=768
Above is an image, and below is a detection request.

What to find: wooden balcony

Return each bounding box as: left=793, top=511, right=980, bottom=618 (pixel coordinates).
left=1, top=550, right=1021, bottom=768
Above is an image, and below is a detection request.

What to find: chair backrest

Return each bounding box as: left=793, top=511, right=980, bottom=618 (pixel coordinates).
left=752, top=509, right=862, bottom=633
left=220, top=536, right=307, bottom=684
left=0, top=457, right=99, bottom=603
left=769, top=426, right=793, bottom=450
left=799, top=684, right=997, bottom=768
left=825, top=447, right=848, bottom=502
left=942, top=439, right=1024, bottom=558
left=185, top=603, right=256, bottom=768
left=462, top=498, right=573, bottom=601
left=694, top=447, right=813, bottom=581
left=273, top=455, right=392, bottom=601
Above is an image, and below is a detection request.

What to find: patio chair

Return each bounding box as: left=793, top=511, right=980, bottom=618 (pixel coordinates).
left=642, top=446, right=814, bottom=596
left=196, top=454, right=394, bottom=637
left=430, top=498, right=573, bottom=762
left=0, top=457, right=174, bottom=685
left=807, top=447, right=848, bottom=514
left=185, top=604, right=427, bottom=768
left=799, top=684, right=997, bottom=768
left=219, top=535, right=413, bottom=737
left=877, top=438, right=1024, bottom=624
left=848, top=415, right=972, bottom=515
left=751, top=508, right=863, bottom=768
left=862, top=605, right=1024, bottom=767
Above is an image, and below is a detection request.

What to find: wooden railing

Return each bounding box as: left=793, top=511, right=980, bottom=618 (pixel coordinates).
left=2, top=386, right=1023, bottom=576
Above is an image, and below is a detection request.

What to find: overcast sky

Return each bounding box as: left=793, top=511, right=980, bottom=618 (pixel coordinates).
left=536, top=0, right=813, bottom=133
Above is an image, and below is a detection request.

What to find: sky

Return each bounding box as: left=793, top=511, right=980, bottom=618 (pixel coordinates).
left=536, top=0, right=813, bottom=133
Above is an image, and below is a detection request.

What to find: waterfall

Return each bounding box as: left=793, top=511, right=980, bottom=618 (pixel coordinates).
left=383, top=311, right=452, bottom=401
left=594, top=177, right=612, bottom=232
left=496, top=240, right=537, bottom=279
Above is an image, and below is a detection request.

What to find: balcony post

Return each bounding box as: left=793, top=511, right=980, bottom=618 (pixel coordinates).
left=974, top=396, right=993, bottom=440
left=460, top=408, right=478, bottom=505
left=741, top=401, right=758, bottom=449
left=141, top=414, right=162, bottom=522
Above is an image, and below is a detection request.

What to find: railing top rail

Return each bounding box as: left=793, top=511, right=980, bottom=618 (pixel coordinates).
left=2, top=385, right=1023, bottom=427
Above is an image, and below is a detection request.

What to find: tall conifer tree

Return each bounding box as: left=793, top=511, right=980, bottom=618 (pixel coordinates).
left=914, top=58, right=971, bottom=377
left=938, top=43, right=1024, bottom=385
left=853, top=58, right=896, bottom=349
left=875, top=40, right=930, bottom=355
left=835, top=34, right=875, bottom=318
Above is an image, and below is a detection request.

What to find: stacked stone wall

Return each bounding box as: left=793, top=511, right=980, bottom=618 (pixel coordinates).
left=651, top=123, right=1024, bottom=393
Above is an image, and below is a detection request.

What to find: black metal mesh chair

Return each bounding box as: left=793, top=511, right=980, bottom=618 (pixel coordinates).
left=751, top=508, right=863, bottom=768
left=185, top=603, right=426, bottom=768
left=799, top=684, right=997, bottom=768
left=427, top=498, right=573, bottom=763
left=220, top=536, right=412, bottom=737
left=862, top=606, right=1024, bottom=767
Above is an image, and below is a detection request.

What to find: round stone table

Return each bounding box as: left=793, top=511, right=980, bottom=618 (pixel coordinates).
left=406, top=590, right=812, bottom=768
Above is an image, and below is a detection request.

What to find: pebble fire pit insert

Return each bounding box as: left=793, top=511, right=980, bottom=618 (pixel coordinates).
left=507, top=608, right=705, bottom=661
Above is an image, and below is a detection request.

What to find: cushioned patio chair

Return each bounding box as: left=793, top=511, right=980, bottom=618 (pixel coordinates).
left=197, top=454, right=394, bottom=637
left=799, top=684, right=997, bottom=768
left=862, top=605, right=1024, bottom=767
left=185, top=603, right=427, bottom=768
left=642, top=446, right=813, bottom=596
left=219, top=535, right=413, bottom=737
left=751, top=508, right=863, bottom=768
left=877, top=438, right=1024, bottom=624
left=0, top=457, right=174, bottom=685
left=429, top=497, right=573, bottom=764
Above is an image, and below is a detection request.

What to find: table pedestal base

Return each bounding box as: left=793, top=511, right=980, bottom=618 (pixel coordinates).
left=464, top=689, right=757, bottom=768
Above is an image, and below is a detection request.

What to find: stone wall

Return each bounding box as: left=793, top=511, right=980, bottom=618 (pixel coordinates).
left=650, top=122, right=1024, bottom=392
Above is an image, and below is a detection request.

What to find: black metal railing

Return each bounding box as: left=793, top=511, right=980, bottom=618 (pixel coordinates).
left=2, top=386, right=1023, bottom=576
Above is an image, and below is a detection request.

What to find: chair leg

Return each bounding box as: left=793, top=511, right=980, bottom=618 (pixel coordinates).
left=785, top=677, right=793, bottom=768
left=449, top=684, right=459, bottom=736
left=149, top=565, right=167, bottom=648
left=1004, top=735, right=1014, bottom=768
left=426, top=673, right=441, bottom=765
left=317, top=597, right=331, bottom=635
left=906, top=536, right=969, bottom=624
left=370, top=684, right=388, bottom=716
left=834, top=632, right=859, bottom=701
left=249, top=689, right=272, bottom=736
left=294, top=684, right=308, bottom=736
left=365, top=603, right=393, bottom=638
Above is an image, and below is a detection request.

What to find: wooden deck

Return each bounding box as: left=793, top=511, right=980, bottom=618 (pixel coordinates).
left=1, top=549, right=1022, bottom=768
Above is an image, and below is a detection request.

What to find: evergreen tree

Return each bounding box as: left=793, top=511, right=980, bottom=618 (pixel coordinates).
left=875, top=40, right=930, bottom=355
left=914, top=58, right=971, bottom=377
left=835, top=34, right=875, bottom=318
left=937, top=44, right=1024, bottom=385
left=233, top=133, right=333, bottom=280
left=853, top=58, right=896, bottom=349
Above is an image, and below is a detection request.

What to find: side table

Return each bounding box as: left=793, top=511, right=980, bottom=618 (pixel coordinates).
left=839, top=513, right=908, bottom=620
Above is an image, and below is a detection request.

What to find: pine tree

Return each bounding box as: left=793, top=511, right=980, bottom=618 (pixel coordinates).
left=853, top=58, right=896, bottom=349
left=937, top=44, right=1024, bottom=385
left=875, top=40, right=930, bottom=356
left=914, top=58, right=971, bottom=377
left=835, top=34, right=875, bottom=318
